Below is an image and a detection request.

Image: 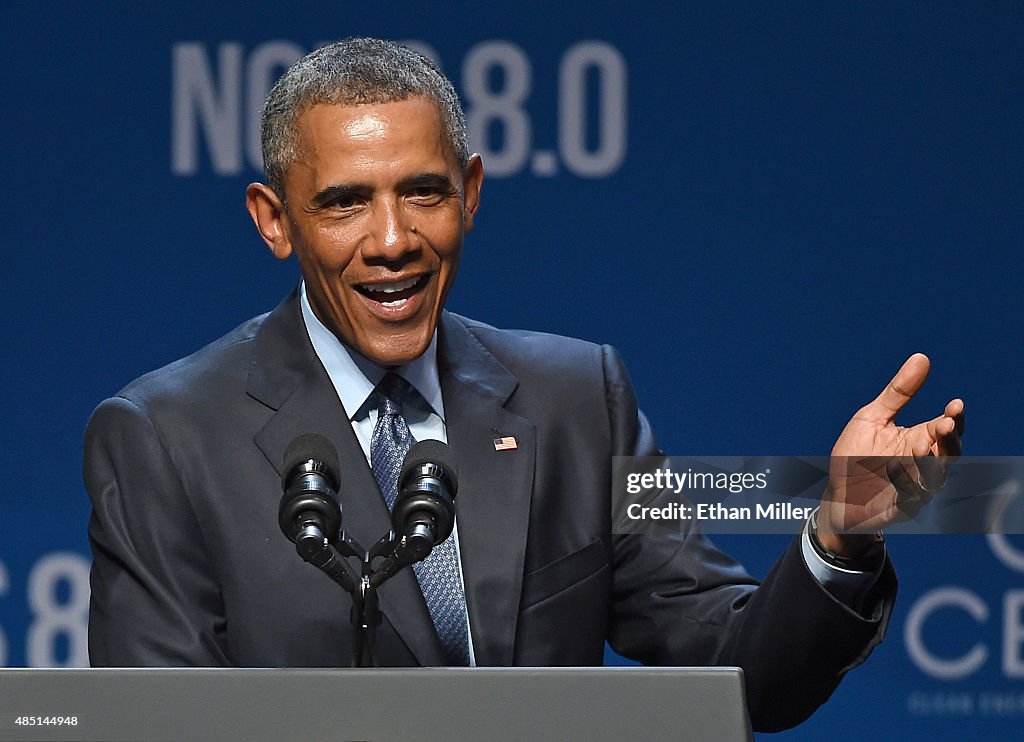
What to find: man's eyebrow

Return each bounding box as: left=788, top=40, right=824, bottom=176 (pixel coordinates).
left=308, top=183, right=371, bottom=209
left=400, top=173, right=457, bottom=192
left=307, top=173, right=457, bottom=209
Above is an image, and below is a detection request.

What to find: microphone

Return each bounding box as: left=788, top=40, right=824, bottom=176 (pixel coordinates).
left=278, top=433, right=342, bottom=560
left=392, top=440, right=459, bottom=562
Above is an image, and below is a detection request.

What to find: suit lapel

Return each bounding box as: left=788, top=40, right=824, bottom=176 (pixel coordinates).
left=247, top=290, right=445, bottom=666
left=439, top=313, right=535, bottom=666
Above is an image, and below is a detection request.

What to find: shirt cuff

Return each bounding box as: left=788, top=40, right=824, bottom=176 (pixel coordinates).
left=800, top=509, right=885, bottom=611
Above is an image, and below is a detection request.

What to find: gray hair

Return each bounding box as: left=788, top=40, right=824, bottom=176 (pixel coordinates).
left=261, top=37, right=469, bottom=201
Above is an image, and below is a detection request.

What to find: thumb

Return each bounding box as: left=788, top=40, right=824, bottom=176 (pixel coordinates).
left=861, top=353, right=931, bottom=423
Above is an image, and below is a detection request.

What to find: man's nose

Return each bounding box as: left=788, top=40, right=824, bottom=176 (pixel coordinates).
left=363, top=200, right=420, bottom=262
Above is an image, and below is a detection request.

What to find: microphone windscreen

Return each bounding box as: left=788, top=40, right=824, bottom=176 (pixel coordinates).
left=283, top=433, right=340, bottom=488
left=400, top=439, right=459, bottom=492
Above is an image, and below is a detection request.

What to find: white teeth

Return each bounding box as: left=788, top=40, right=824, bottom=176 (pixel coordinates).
left=362, top=276, right=420, bottom=294
left=380, top=298, right=408, bottom=307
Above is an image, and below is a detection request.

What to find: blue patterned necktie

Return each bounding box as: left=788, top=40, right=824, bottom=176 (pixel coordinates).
left=370, top=372, right=471, bottom=666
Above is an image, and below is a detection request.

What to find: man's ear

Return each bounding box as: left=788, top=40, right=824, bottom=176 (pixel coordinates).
left=462, top=154, right=484, bottom=233
left=246, top=183, right=293, bottom=260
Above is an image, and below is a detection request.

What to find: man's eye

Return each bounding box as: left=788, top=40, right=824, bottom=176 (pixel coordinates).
left=409, top=187, right=446, bottom=204
left=330, top=196, right=359, bottom=209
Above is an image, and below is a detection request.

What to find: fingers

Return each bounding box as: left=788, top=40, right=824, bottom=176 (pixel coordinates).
left=924, top=414, right=955, bottom=447
left=924, top=399, right=965, bottom=458
left=946, top=398, right=966, bottom=437
left=886, top=455, right=943, bottom=521
left=913, top=453, right=949, bottom=492
left=864, top=353, right=932, bottom=423
left=886, top=397, right=964, bottom=519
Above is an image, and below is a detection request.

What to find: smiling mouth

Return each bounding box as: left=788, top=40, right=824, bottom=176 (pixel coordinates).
left=355, top=275, right=428, bottom=307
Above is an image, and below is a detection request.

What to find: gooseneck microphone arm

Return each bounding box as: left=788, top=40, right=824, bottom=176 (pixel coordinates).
left=278, top=435, right=461, bottom=668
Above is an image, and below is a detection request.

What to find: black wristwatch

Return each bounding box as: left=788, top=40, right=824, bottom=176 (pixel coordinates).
left=807, top=508, right=885, bottom=572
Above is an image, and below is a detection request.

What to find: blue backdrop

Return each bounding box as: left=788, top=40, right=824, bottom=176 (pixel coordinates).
left=2, top=2, right=1022, bottom=739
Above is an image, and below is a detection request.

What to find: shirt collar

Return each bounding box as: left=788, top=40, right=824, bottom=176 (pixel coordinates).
left=300, top=282, right=445, bottom=422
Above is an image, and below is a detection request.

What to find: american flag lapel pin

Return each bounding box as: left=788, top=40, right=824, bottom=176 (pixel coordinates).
left=493, top=436, right=518, bottom=451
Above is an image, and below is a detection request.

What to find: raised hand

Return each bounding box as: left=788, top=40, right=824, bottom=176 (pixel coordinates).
left=817, top=353, right=965, bottom=555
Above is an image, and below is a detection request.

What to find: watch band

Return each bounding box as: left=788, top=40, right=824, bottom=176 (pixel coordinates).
left=807, top=507, right=885, bottom=572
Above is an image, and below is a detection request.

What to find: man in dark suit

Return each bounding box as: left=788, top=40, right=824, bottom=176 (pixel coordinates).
left=85, top=38, right=964, bottom=731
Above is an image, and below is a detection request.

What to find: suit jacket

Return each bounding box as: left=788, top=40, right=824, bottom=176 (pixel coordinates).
left=85, top=289, right=896, bottom=731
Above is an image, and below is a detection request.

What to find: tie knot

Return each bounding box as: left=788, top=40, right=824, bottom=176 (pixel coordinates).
left=375, top=372, right=411, bottom=417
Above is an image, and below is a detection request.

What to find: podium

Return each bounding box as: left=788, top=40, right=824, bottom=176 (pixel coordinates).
left=0, top=666, right=752, bottom=741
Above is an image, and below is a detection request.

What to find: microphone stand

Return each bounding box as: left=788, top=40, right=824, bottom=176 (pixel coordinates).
left=292, top=525, right=425, bottom=668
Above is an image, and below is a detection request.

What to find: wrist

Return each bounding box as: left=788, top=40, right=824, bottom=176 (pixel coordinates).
left=809, top=508, right=885, bottom=570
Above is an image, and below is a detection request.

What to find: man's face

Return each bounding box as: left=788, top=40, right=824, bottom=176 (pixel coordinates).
left=250, top=97, right=483, bottom=366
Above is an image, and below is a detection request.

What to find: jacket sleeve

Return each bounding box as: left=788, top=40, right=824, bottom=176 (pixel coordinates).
left=84, top=395, right=230, bottom=666
left=601, top=345, right=897, bottom=732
